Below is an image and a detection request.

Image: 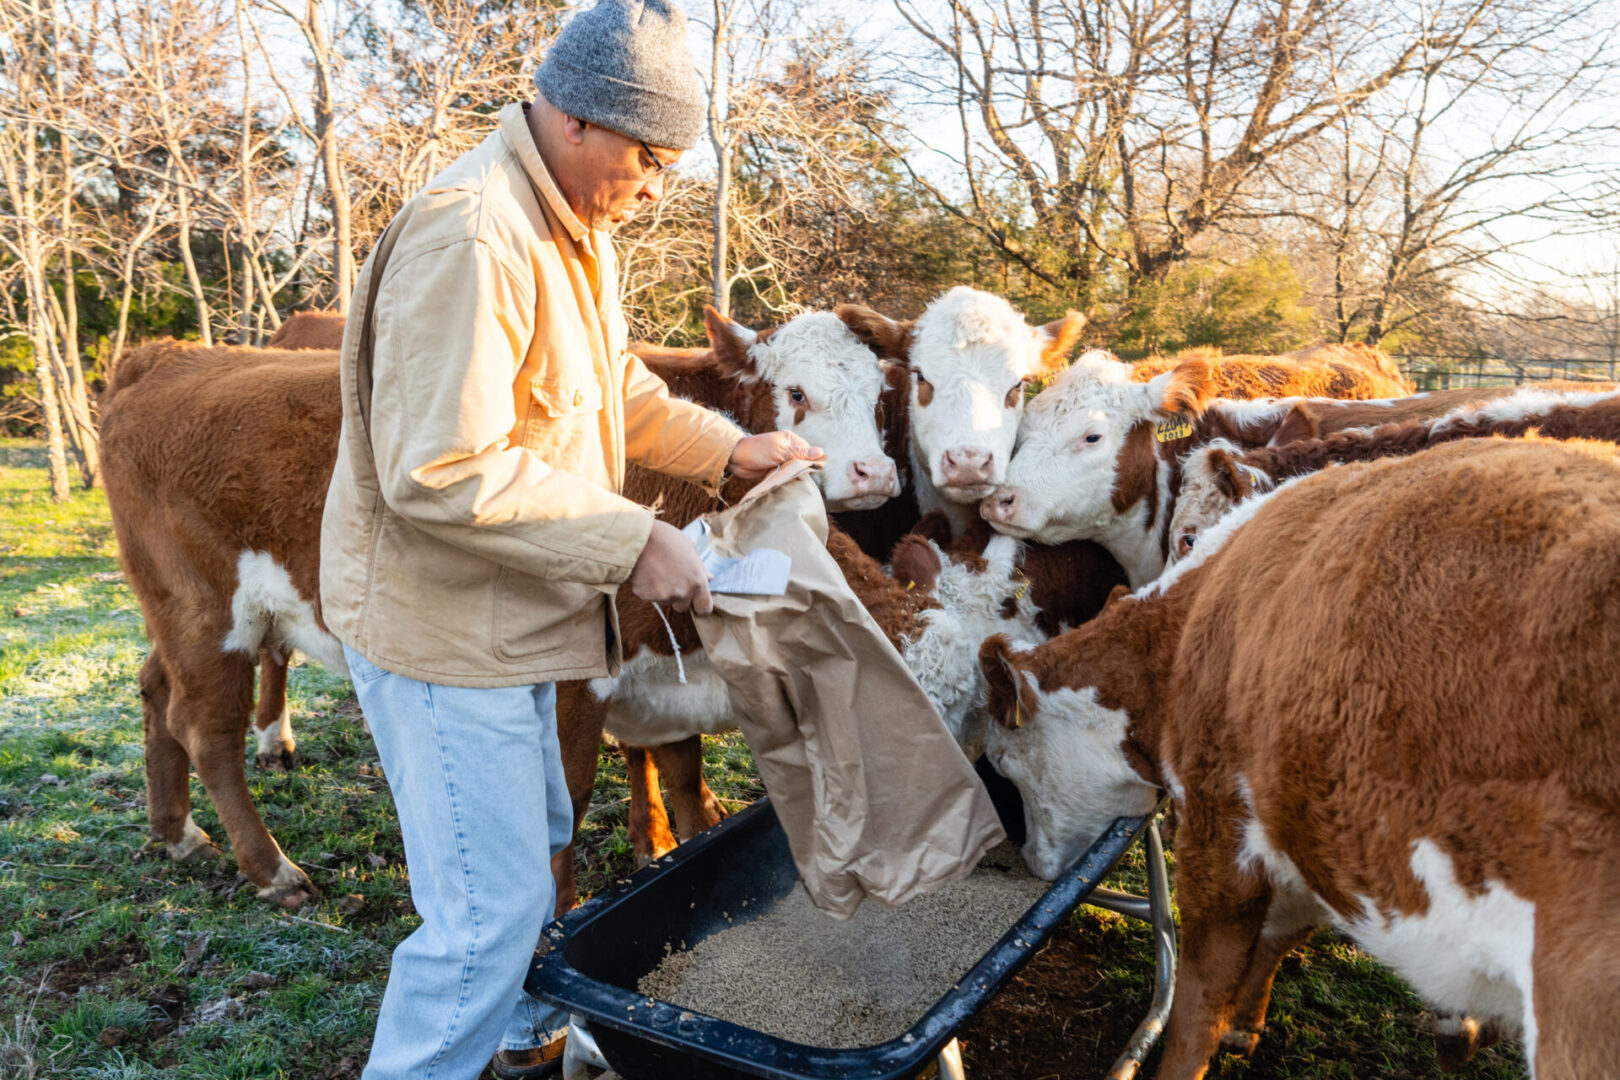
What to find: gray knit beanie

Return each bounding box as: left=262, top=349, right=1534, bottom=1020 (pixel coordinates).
left=535, top=0, right=706, bottom=151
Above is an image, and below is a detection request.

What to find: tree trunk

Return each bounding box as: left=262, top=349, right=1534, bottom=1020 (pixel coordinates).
left=29, top=298, right=72, bottom=502
left=176, top=187, right=214, bottom=347
left=308, top=0, right=353, bottom=312
left=708, top=0, right=730, bottom=315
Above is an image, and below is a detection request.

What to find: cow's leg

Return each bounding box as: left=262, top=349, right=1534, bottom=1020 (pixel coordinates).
left=1433, top=1014, right=1502, bottom=1073
left=650, top=737, right=723, bottom=841
left=1220, top=922, right=1316, bottom=1055
left=140, top=649, right=220, bottom=862
left=169, top=648, right=316, bottom=908
left=1530, top=913, right=1620, bottom=1079
left=550, top=681, right=606, bottom=915
left=624, top=744, right=677, bottom=866
left=1156, top=843, right=1272, bottom=1080
left=252, top=651, right=298, bottom=772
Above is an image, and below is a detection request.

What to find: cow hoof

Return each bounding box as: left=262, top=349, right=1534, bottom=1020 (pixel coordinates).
left=171, top=839, right=224, bottom=863
left=1219, top=1029, right=1261, bottom=1056
left=257, top=860, right=319, bottom=909
left=1434, top=1016, right=1497, bottom=1072
left=254, top=747, right=302, bottom=772
left=164, top=817, right=223, bottom=862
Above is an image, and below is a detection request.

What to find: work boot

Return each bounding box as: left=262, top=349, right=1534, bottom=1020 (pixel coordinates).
left=488, top=1036, right=565, bottom=1079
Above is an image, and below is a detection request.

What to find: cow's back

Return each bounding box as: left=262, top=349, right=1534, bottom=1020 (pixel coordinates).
left=102, top=343, right=341, bottom=611
left=266, top=311, right=346, bottom=351
left=1173, top=437, right=1620, bottom=921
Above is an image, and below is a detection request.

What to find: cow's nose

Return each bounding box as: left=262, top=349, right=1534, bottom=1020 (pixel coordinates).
left=848, top=458, right=898, bottom=495
left=941, top=448, right=993, bottom=485
left=983, top=487, right=1018, bottom=524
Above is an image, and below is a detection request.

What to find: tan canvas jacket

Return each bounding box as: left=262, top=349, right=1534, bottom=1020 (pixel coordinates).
left=321, top=103, right=745, bottom=687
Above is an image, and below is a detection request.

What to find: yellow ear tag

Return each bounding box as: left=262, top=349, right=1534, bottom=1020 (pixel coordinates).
left=906, top=580, right=915, bottom=590
left=1155, top=414, right=1193, bottom=442
left=1013, top=697, right=1023, bottom=728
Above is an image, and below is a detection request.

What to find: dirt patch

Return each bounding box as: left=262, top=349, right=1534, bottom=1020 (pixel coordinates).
left=45, top=933, right=150, bottom=995
left=955, top=909, right=1153, bottom=1080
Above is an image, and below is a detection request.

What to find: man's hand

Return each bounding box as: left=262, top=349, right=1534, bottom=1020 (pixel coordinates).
left=729, top=431, right=825, bottom=480
left=630, top=520, right=713, bottom=615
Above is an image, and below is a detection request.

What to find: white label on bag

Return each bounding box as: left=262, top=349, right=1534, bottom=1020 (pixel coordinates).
left=682, top=517, right=791, bottom=595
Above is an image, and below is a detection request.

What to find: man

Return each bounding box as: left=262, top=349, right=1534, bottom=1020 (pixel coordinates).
left=319, top=2, right=823, bottom=1077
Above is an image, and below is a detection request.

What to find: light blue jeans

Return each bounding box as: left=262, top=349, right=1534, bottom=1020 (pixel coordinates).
left=346, top=644, right=573, bottom=1080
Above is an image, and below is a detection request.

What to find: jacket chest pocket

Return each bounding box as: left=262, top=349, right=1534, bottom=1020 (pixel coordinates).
left=526, top=375, right=604, bottom=468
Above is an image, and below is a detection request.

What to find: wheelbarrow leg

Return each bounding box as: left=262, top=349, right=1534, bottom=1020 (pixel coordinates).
left=934, top=1036, right=965, bottom=1080
left=563, top=1015, right=618, bottom=1080
left=1087, top=820, right=1177, bottom=1080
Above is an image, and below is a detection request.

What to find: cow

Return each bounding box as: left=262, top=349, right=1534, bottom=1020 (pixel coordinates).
left=1129, top=341, right=1413, bottom=400
left=836, top=287, right=1087, bottom=535
left=1168, top=386, right=1620, bottom=562
left=99, top=304, right=909, bottom=909
left=978, top=436, right=1620, bottom=1079
left=101, top=341, right=345, bottom=907
left=978, top=440, right=1620, bottom=1080
left=264, top=310, right=346, bottom=350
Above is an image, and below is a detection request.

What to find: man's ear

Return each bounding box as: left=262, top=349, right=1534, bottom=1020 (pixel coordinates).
left=703, top=305, right=758, bottom=380
left=835, top=304, right=914, bottom=362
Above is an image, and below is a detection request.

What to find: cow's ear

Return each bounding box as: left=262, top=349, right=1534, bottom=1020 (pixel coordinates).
left=890, top=535, right=944, bottom=593
left=1270, top=402, right=1319, bottom=446
left=1145, top=354, right=1217, bottom=418
left=1035, top=311, right=1088, bottom=373
left=980, top=635, right=1038, bottom=729
left=703, top=305, right=758, bottom=379
left=1105, top=583, right=1131, bottom=608
left=836, top=304, right=913, bottom=361
left=1208, top=447, right=1251, bottom=499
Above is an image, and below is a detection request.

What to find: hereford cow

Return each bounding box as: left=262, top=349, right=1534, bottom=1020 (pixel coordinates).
left=1168, top=386, right=1620, bottom=562
left=100, top=305, right=908, bottom=908
left=836, top=287, right=1087, bottom=534
left=264, top=310, right=346, bottom=350
left=979, top=437, right=1620, bottom=1079
left=1129, top=341, right=1412, bottom=400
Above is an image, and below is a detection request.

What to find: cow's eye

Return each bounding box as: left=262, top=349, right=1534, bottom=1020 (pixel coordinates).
left=1177, top=533, right=1197, bottom=558
left=909, top=368, right=929, bottom=385
left=787, top=387, right=808, bottom=406
left=1083, top=433, right=1102, bottom=445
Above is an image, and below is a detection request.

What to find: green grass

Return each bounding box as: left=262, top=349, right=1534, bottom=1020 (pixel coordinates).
left=0, top=439, right=1527, bottom=1078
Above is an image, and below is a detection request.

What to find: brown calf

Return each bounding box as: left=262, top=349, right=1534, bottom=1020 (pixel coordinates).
left=265, top=311, right=346, bottom=350
left=981, top=437, right=1620, bottom=1079
left=101, top=341, right=344, bottom=907
left=1129, top=342, right=1413, bottom=400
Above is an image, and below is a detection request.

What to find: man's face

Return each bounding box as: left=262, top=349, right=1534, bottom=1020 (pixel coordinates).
left=573, top=121, right=679, bottom=231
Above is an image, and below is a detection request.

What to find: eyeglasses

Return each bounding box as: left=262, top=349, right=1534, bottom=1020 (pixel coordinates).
left=637, top=137, right=678, bottom=179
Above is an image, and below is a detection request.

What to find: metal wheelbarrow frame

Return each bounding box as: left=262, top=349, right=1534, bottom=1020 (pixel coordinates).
left=528, top=796, right=1175, bottom=1080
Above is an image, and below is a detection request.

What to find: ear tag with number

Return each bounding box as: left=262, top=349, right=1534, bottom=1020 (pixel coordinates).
left=1155, top=414, right=1193, bottom=442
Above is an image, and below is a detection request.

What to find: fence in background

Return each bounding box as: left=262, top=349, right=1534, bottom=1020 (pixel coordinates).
left=1396, top=355, right=1618, bottom=390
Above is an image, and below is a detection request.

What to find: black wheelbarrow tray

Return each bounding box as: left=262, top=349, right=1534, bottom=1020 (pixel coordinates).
left=528, top=796, right=1176, bottom=1080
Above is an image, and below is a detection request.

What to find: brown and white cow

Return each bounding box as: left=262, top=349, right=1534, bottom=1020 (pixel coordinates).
left=979, top=437, right=1620, bottom=1079
left=100, top=304, right=908, bottom=908
left=837, top=287, right=1087, bottom=534
left=1168, top=386, right=1620, bottom=562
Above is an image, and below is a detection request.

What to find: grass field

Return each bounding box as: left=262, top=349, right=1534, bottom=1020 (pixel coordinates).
left=0, top=438, right=1526, bottom=1079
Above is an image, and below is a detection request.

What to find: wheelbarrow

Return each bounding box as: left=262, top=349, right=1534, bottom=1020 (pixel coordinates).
left=527, top=790, right=1175, bottom=1080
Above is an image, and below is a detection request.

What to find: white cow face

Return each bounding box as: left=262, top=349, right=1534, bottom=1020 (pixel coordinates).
left=705, top=308, right=900, bottom=511
left=846, top=288, right=1085, bottom=506
left=982, top=352, right=1217, bottom=564
left=979, top=635, right=1160, bottom=880
left=1166, top=441, right=1273, bottom=565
